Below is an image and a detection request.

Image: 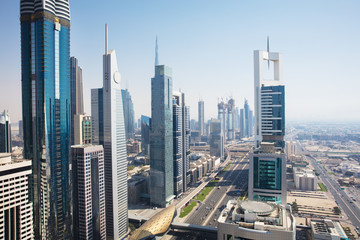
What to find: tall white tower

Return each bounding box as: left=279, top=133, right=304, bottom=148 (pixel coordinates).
left=91, top=25, right=128, bottom=239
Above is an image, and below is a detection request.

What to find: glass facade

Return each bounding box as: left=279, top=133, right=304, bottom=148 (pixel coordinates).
left=21, top=7, right=71, bottom=239
left=150, top=65, right=174, bottom=207
left=253, top=157, right=282, bottom=190
left=121, top=89, right=135, bottom=140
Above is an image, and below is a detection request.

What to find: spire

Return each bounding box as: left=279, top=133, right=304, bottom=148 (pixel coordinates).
left=105, top=24, right=108, bottom=54
left=267, top=36, right=270, bottom=69
left=155, top=36, right=159, bottom=66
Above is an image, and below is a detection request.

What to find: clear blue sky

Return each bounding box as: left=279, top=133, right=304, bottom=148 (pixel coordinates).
left=1, top=1, right=360, bottom=123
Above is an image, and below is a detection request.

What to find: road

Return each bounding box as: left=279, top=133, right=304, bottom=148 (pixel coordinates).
left=308, top=155, right=360, bottom=229
left=184, top=152, right=249, bottom=226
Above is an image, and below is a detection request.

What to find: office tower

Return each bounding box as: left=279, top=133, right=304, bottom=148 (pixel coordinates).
left=91, top=25, right=128, bottom=239
left=0, top=153, right=33, bottom=240
left=209, top=118, right=224, bottom=159
left=244, top=99, right=250, bottom=137
left=74, top=115, right=91, bottom=145
left=173, top=92, right=191, bottom=196
left=235, top=107, right=240, bottom=132
left=72, top=145, right=106, bottom=240
left=218, top=101, right=227, bottom=141
left=20, top=1, right=71, bottom=238
left=70, top=57, right=84, bottom=145
left=173, top=92, right=183, bottom=197
left=227, top=98, right=235, bottom=140
left=141, top=115, right=151, bottom=155
left=121, top=89, right=135, bottom=140
left=239, top=108, right=245, bottom=139
left=198, top=100, right=204, bottom=135
left=249, top=109, right=254, bottom=137
left=19, top=120, right=23, bottom=138
left=150, top=53, right=174, bottom=207
left=0, top=110, right=11, bottom=153
left=248, top=48, right=287, bottom=204
left=190, top=119, right=197, bottom=131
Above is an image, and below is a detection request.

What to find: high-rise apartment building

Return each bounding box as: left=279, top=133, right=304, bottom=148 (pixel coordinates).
left=0, top=153, right=33, bottom=239
left=209, top=118, right=224, bottom=159
left=198, top=100, right=204, bottom=135
left=239, top=108, right=245, bottom=139
left=70, top=57, right=84, bottom=145
left=91, top=25, right=128, bottom=239
left=20, top=1, right=71, bottom=238
left=150, top=62, right=175, bottom=207
left=121, top=89, right=135, bottom=140
left=218, top=101, right=227, bottom=141
left=72, top=145, right=106, bottom=240
left=173, top=92, right=191, bottom=197
left=141, top=115, right=151, bottom=155
left=248, top=49, right=287, bottom=204
left=0, top=110, right=11, bottom=153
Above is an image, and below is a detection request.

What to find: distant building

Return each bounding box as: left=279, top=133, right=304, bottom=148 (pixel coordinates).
left=121, top=89, right=135, bottom=140
left=18, top=120, right=23, bottom=138
left=150, top=63, right=175, bottom=207
left=70, top=57, right=84, bottom=145
left=218, top=101, right=227, bottom=140
left=0, top=110, right=11, bottom=153
left=227, top=98, right=235, bottom=140
left=141, top=115, right=151, bottom=155
left=71, top=145, right=106, bottom=240
left=249, top=49, right=287, bottom=204
left=0, top=153, right=33, bottom=239
left=209, top=118, right=224, bottom=159
left=198, top=100, right=204, bottom=135
left=310, top=220, right=348, bottom=240
left=73, top=115, right=91, bottom=145
left=217, top=199, right=296, bottom=240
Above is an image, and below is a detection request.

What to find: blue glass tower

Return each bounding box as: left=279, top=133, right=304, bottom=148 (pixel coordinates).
left=20, top=0, right=71, bottom=238
left=150, top=63, right=175, bottom=207
left=121, top=89, right=135, bottom=140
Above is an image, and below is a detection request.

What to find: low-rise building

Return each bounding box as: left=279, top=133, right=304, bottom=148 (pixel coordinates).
left=294, top=167, right=317, bottom=191
left=310, top=219, right=348, bottom=240
left=217, top=199, right=296, bottom=240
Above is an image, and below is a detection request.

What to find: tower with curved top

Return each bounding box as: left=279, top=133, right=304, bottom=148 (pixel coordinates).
left=20, top=0, right=71, bottom=238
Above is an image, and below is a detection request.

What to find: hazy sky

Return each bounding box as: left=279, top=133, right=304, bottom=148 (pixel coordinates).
left=1, top=1, right=360, bottom=123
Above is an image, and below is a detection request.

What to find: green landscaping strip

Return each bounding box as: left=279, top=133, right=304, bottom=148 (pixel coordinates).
left=179, top=201, right=197, bottom=218
left=194, top=180, right=218, bottom=202
left=318, top=182, right=328, bottom=192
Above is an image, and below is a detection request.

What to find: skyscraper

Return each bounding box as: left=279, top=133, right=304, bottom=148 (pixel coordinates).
left=239, top=108, right=245, bottom=139
left=0, top=110, right=11, bottom=153
left=72, top=145, right=106, bottom=240
left=70, top=56, right=84, bottom=145
left=20, top=1, right=71, bottom=238
left=198, top=100, right=204, bottom=135
left=121, top=89, right=135, bottom=140
left=248, top=48, right=287, bottom=204
left=141, top=115, right=151, bottom=155
left=91, top=25, right=128, bottom=239
left=150, top=42, right=174, bottom=206
left=209, top=118, right=224, bottom=159
left=218, top=101, right=227, bottom=141
left=173, top=91, right=191, bottom=196
left=73, top=114, right=92, bottom=145
left=227, top=98, right=235, bottom=140
left=0, top=153, right=33, bottom=239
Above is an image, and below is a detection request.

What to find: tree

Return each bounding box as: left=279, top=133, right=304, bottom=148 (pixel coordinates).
left=333, top=206, right=341, bottom=215
left=292, top=201, right=298, bottom=213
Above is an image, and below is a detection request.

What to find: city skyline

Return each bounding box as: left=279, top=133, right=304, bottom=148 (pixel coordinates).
left=2, top=1, right=360, bottom=124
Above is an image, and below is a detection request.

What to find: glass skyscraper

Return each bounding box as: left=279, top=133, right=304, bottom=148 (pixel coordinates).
left=0, top=110, right=11, bottom=153
left=121, top=89, right=135, bottom=140
left=150, top=65, right=175, bottom=207
left=198, top=100, right=204, bottom=135
left=20, top=1, right=71, bottom=238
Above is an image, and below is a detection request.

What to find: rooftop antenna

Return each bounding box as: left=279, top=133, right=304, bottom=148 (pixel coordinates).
left=267, top=36, right=270, bottom=69
left=155, top=36, right=159, bottom=66
left=105, top=24, right=108, bottom=54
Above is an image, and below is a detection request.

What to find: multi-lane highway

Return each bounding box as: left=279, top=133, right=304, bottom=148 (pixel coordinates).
left=185, top=152, right=249, bottom=226
left=308, top=155, right=360, bottom=229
